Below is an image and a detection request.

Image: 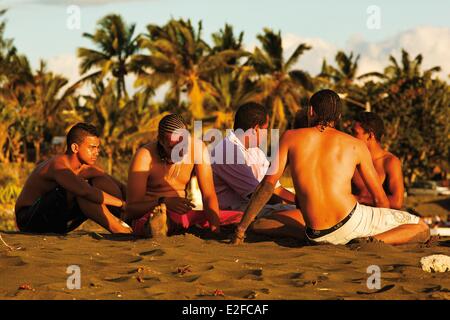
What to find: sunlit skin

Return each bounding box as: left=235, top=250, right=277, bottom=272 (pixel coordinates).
left=233, top=115, right=306, bottom=239
left=126, top=131, right=222, bottom=233
left=233, top=106, right=429, bottom=245
left=15, top=135, right=131, bottom=234
left=351, top=122, right=405, bottom=209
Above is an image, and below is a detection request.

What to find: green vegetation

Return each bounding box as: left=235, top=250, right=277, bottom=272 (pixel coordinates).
left=0, top=11, right=448, bottom=192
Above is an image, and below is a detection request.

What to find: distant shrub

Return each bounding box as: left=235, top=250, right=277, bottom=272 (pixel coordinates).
left=0, top=184, right=21, bottom=205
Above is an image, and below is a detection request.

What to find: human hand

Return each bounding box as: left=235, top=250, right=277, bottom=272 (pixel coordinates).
left=206, top=212, right=221, bottom=233
left=164, top=197, right=195, bottom=214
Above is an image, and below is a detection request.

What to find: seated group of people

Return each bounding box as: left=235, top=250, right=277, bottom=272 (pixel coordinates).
left=14, top=89, right=430, bottom=246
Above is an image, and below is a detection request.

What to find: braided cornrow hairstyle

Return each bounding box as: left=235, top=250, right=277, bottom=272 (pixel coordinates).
left=309, top=89, right=342, bottom=131
left=157, top=114, right=187, bottom=162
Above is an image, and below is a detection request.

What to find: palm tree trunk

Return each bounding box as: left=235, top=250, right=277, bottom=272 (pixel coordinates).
left=34, top=140, right=41, bottom=163
left=106, top=147, right=113, bottom=175
left=189, top=77, right=205, bottom=119
left=23, top=138, right=28, bottom=163
left=116, top=78, right=122, bottom=103
left=121, top=76, right=128, bottom=100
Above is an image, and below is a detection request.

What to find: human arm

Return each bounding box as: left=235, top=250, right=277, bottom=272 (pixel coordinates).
left=52, top=158, right=123, bottom=207
left=80, top=164, right=127, bottom=199
left=273, top=186, right=296, bottom=204
left=126, top=148, right=158, bottom=220
left=195, top=142, right=221, bottom=233
left=232, top=132, right=290, bottom=244
left=384, top=156, right=405, bottom=209
left=356, top=143, right=389, bottom=208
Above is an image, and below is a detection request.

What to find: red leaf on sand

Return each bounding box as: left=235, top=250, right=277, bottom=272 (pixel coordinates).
left=19, top=284, right=34, bottom=291
left=213, top=289, right=224, bottom=296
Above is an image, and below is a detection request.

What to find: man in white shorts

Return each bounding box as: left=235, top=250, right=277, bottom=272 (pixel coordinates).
left=232, top=90, right=429, bottom=245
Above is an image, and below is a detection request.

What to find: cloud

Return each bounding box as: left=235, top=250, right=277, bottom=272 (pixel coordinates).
left=45, top=53, right=93, bottom=95
left=47, top=53, right=80, bottom=84
left=284, top=26, right=450, bottom=80
left=282, top=33, right=338, bottom=76
left=46, top=53, right=142, bottom=97
left=348, top=26, right=450, bottom=79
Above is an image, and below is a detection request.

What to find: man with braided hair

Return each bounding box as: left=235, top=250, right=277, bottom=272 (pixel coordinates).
left=125, top=114, right=243, bottom=237
left=232, top=89, right=430, bottom=245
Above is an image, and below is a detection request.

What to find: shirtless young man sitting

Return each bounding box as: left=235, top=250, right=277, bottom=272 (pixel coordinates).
left=125, top=114, right=243, bottom=238
left=15, top=123, right=132, bottom=234
left=351, top=112, right=405, bottom=209
left=232, top=89, right=429, bottom=245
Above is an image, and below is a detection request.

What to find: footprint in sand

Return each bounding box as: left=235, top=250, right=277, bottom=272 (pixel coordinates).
left=140, top=249, right=166, bottom=257
left=289, top=272, right=304, bottom=280
left=0, top=255, right=27, bottom=267
left=356, top=284, right=396, bottom=295
left=180, top=275, right=201, bottom=283
left=104, top=276, right=132, bottom=283
left=238, top=269, right=264, bottom=281
left=128, top=256, right=144, bottom=263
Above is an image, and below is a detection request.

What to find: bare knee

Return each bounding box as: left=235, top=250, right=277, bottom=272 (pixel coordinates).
left=249, top=218, right=279, bottom=231
left=249, top=218, right=266, bottom=231
left=417, top=218, right=430, bottom=241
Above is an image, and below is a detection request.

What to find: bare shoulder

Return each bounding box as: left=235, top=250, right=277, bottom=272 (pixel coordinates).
left=279, top=129, right=298, bottom=149
left=131, top=144, right=154, bottom=170
left=336, top=130, right=365, bottom=151
left=384, top=152, right=402, bottom=169
left=345, top=135, right=369, bottom=161
left=137, top=143, right=154, bottom=159
left=49, top=154, right=70, bottom=170
left=281, top=128, right=308, bottom=143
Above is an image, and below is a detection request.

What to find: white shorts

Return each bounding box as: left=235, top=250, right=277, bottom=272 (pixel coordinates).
left=306, top=202, right=420, bottom=245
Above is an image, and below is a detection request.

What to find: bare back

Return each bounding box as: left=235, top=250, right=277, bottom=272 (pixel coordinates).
left=353, top=152, right=396, bottom=195
left=284, top=128, right=361, bottom=229
left=15, top=159, right=59, bottom=213
left=352, top=151, right=404, bottom=209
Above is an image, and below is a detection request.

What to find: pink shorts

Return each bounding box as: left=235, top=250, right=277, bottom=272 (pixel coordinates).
left=132, top=209, right=243, bottom=236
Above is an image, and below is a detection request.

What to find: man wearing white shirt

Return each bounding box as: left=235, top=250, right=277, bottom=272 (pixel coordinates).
left=211, top=103, right=306, bottom=240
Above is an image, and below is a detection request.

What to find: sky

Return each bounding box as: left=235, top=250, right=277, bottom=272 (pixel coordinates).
left=1, top=0, right=449, bottom=87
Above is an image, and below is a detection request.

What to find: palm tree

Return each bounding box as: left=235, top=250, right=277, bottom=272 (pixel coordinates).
left=0, top=10, right=35, bottom=163
left=78, top=14, right=140, bottom=102
left=28, top=62, right=71, bottom=161
left=68, top=79, right=165, bottom=174
left=131, top=18, right=246, bottom=119
left=207, top=66, right=263, bottom=129
left=122, top=90, right=169, bottom=155
left=362, top=49, right=445, bottom=183
left=319, top=51, right=370, bottom=115
left=2, top=61, right=71, bottom=162
left=248, top=28, right=313, bottom=130
left=320, top=51, right=360, bottom=85
left=211, top=23, right=244, bottom=53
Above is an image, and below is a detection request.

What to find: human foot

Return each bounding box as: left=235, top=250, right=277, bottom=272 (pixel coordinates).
left=144, top=203, right=169, bottom=238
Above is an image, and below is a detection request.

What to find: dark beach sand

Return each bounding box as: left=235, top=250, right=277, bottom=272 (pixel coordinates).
left=0, top=195, right=449, bottom=300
